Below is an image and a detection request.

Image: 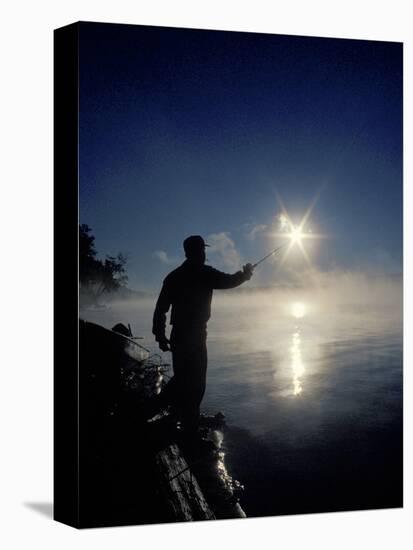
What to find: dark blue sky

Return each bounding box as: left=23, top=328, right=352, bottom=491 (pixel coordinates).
left=79, top=22, right=402, bottom=290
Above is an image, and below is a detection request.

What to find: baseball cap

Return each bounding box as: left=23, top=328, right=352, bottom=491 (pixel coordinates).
left=183, top=235, right=210, bottom=255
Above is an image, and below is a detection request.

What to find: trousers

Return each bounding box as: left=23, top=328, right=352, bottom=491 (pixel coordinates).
left=159, top=326, right=207, bottom=432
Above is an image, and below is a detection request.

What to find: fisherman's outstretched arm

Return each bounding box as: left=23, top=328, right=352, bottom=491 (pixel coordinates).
left=152, top=282, right=171, bottom=341
left=209, top=265, right=253, bottom=289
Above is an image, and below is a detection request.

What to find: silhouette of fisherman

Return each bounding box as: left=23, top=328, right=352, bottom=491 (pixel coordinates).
left=151, top=235, right=254, bottom=435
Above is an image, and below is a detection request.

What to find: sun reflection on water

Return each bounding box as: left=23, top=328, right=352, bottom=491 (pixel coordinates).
left=287, top=302, right=307, bottom=395
left=291, top=330, right=305, bottom=395
left=291, top=302, right=306, bottom=319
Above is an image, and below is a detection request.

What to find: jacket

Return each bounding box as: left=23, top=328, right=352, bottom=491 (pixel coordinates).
left=152, top=260, right=248, bottom=340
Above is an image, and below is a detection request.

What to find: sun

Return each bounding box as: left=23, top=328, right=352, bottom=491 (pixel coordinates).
left=270, top=191, right=327, bottom=267
left=272, top=214, right=315, bottom=265
left=289, top=225, right=304, bottom=246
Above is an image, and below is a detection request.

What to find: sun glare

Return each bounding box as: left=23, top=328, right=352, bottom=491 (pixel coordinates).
left=289, top=225, right=304, bottom=246
left=291, top=331, right=304, bottom=395
left=270, top=190, right=328, bottom=268
left=291, top=302, right=306, bottom=319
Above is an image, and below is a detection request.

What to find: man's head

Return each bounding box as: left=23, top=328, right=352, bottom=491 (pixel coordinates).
left=183, top=235, right=209, bottom=264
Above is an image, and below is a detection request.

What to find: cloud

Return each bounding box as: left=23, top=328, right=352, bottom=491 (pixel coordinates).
left=207, top=232, right=241, bottom=271
left=247, top=224, right=268, bottom=241
left=152, top=250, right=177, bottom=265
left=278, top=213, right=290, bottom=232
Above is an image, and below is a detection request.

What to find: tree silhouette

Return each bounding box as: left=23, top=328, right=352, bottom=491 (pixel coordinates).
left=79, top=224, right=128, bottom=302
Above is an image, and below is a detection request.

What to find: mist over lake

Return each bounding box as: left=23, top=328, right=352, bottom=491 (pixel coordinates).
left=81, top=273, right=402, bottom=516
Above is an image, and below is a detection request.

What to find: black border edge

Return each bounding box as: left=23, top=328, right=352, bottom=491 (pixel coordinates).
left=53, top=22, right=80, bottom=529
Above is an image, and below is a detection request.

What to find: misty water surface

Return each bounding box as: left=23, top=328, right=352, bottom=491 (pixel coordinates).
left=81, top=281, right=403, bottom=516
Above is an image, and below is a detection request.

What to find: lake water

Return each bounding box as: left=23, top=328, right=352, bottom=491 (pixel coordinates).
left=81, top=286, right=403, bottom=517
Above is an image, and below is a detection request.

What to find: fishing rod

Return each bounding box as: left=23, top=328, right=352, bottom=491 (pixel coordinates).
left=252, top=243, right=286, bottom=269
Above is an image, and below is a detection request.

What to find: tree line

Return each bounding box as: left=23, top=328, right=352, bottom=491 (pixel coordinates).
left=79, top=224, right=128, bottom=304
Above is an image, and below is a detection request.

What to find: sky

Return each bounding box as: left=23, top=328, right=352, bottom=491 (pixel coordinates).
left=79, top=22, right=402, bottom=291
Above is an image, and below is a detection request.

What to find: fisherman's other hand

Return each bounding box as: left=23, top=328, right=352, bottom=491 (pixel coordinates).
left=157, top=337, right=171, bottom=352
left=242, top=263, right=254, bottom=280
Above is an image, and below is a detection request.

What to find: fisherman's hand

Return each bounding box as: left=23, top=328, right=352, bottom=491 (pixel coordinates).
left=242, top=263, right=254, bottom=280
left=157, top=337, right=171, bottom=352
